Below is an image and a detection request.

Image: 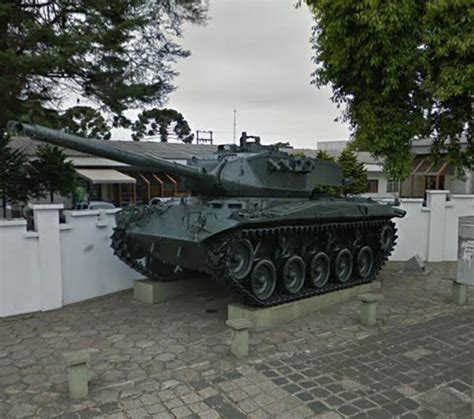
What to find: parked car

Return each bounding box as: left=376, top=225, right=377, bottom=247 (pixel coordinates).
left=72, top=201, right=116, bottom=210
left=149, top=197, right=175, bottom=206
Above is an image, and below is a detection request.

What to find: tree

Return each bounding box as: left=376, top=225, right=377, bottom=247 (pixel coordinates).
left=131, top=108, right=194, bottom=142
left=305, top=0, right=473, bottom=179
left=0, top=0, right=207, bottom=138
left=338, top=148, right=368, bottom=196
left=0, top=137, right=32, bottom=217
left=61, top=106, right=112, bottom=140
left=272, top=141, right=293, bottom=148
left=315, top=150, right=336, bottom=163
left=313, top=149, right=339, bottom=194
left=30, top=145, right=77, bottom=204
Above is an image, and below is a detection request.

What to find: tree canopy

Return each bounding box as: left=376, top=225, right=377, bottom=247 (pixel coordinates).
left=0, top=0, right=207, bottom=136
left=29, top=145, right=77, bottom=203
left=338, top=148, right=368, bottom=195
left=0, top=137, right=32, bottom=216
left=131, top=108, right=194, bottom=142
left=305, top=0, right=473, bottom=179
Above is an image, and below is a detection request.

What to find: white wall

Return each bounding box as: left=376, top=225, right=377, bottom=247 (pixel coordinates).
left=0, top=205, right=136, bottom=318
left=60, top=210, right=136, bottom=304
left=0, top=220, right=42, bottom=317
left=392, top=191, right=474, bottom=262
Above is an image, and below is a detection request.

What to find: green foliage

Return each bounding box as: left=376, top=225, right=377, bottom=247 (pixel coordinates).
left=313, top=149, right=339, bottom=195
left=315, top=149, right=336, bottom=163
left=29, top=145, right=77, bottom=203
left=0, top=136, right=32, bottom=217
left=338, top=148, right=368, bottom=195
left=62, top=107, right=111, bottom=140
left=272, top=141, right=293, bottom=148
left=131, top=108, right=194, bottom=142
left=0, top=0, right=207, bottom=135
left=293, top=150, right=306, bottom=158
left=306, top=0, right=473, bottom=179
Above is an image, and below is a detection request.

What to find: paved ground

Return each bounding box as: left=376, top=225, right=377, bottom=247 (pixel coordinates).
left=0, top=262, right=473, bottom=418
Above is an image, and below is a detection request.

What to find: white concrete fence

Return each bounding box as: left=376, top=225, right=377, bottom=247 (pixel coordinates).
left=0, top=190, right=473, bottom=318
left=0, top=205, right=136, bottom=318
left=392, top=191, right=474, bottom=262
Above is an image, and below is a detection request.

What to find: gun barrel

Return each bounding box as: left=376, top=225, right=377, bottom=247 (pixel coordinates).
left=8, top=121, right=216, bottom=184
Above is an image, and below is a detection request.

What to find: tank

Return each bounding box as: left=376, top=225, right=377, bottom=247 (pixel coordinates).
left=9, top=121, right=406, bottom=306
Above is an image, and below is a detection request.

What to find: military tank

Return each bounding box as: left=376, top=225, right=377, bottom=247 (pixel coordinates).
left=9, top=121, right=406, bottom=307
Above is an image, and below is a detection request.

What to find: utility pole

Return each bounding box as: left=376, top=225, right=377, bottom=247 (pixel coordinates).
left=233, top=109, right=237, bottom=144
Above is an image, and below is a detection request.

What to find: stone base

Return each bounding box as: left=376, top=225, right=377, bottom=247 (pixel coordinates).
left=228, top=281, right=381, bottom=331
left=133, top=277, right=213, bottom=304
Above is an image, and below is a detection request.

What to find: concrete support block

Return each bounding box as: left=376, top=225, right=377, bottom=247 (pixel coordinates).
left=358, top=293, right=383, bottom=326
left=64, top=350, right=90, bottom=399
left=226, top=319, right=252, bottom=358
left=134, top=277, right=213, bottom=304
left=452, top=282, right=467, bottom=306
left=228, top=281, right=381, bottom=331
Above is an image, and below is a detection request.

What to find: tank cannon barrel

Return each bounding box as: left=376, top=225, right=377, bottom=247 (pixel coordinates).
left=8, top=121, right=219, bottom=188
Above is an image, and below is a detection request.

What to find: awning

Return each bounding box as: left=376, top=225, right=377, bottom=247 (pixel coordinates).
left=411, top=158, right=454, bottom=177
left=76, top=169, right=136, bottom=184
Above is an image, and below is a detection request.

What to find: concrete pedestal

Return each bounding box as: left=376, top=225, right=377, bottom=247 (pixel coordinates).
left=64, top=350, right=90, bottom=399
left=228, top=281, right=381, bottom=331
left=226, top=319, right=252, bottom=358
left=452, top=282, right=467, bottom=306
left=358, top=293, right=383, bottom=326
left=134, top=277, right=213, bottom=304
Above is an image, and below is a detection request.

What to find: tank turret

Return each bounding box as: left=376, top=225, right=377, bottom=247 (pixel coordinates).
left=8, top=121, right=343, bottom=198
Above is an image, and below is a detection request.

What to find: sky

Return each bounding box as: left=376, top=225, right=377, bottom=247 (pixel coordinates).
left=167, top=0, right=350, bottom=148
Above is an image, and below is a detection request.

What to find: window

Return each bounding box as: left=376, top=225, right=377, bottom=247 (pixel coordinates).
left=387, top=179, right=400, bottom=193
left=367, top=179, right=379, bottom=193
left=425, top=175, right=445, bottom=190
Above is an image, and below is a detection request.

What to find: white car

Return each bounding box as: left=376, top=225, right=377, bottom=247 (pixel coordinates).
left=73, top=201, right=116, bottom=210
left=149, top=197, right=175, bottom=206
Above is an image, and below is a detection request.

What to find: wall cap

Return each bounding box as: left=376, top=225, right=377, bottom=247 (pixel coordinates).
left=425, top=190, right=449, bottom=195
left=451, top=194, right=474, bottom=199
left=400, top=199, right=424, bottom=203
left=0, top=219, right=27, bottom=227
left=65, top=209, right=118, bottom=218
left=32, top=204, right=64, bottom=210
left=25, top=232, right=39, bottom=239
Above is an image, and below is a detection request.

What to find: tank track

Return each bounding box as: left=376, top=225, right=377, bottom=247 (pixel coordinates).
left=111, top=219, right=396, bottom=307
left=111, top=228, right=184, bottom=282
left=207, top=219, right=396, bottom=307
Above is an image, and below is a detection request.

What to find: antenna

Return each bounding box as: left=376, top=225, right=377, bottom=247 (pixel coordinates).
left=233, top=109, right=237, bottom=144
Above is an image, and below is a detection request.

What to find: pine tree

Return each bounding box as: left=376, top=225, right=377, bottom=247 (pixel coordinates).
left=316, top=150, right=336, bottom=163
left=131, top=108, right=194, bottom=143
left=338, top=148, right=368, bottom=196
left=0, top=137, right=32, bottom=217
left=29, top=145, right=77, bottom=204
left=314, top=150, right=339, bottom=195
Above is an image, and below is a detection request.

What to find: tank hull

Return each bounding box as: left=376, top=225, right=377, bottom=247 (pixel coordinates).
left=112, top=196, right=404, bottom=306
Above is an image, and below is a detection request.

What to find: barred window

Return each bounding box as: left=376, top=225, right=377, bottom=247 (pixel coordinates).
left=367, top=179, right=379, bottom=193
left=387, top=179, right=400, bottom=193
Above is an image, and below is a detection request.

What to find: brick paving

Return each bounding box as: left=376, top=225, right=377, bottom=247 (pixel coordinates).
left=0, top=262, right=473, bottom=418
